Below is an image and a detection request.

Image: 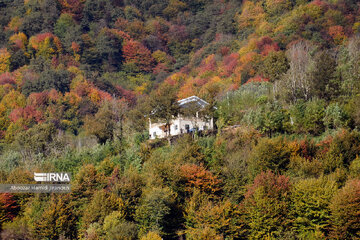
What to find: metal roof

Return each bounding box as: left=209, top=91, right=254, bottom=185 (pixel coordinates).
left=148, top=96, right=214, bottom=117
left=178, top=96, right=209, bottom=108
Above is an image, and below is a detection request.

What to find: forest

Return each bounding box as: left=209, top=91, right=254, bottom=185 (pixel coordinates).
left=0, top=0, right=360, bottom=239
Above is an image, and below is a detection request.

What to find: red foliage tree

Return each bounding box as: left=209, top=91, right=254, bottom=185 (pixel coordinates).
left=297, top=138, right=317, bottom=160
left=27, top=91, right=49, bottom=108
left=256, top=36, right=279, bottom=56
left=245, top=76, right=269, bottom=84
left=222, top=53, right=239, bottom=77
left=122, top=40, right=156, bottom=72
left=97, top=89, right=112, bottom=102
left=198, top=54, right=217, bottom=74
left=153, top=62, right=169, bottom=75
left=105, top=28, right=131, bottom=42
left=51, top=54, right=79, bottom=68
left=48, top=89, right=61, bottom=103
left=328, top=25, right=347, bottom=44
left=219, top=46, right=230, bottom=56
left=0, top=193, right=19, bottom=224
left=0, top=73, right=16, bottom=86
left=245, top=171, right=290, bottom=200
left=73, top=83, right=89, bottom=97
left=115, top=85, right=136, bottom=105
left=114, top=17, right=129, bottom=31
left=9, top=106, right=44, bottom=124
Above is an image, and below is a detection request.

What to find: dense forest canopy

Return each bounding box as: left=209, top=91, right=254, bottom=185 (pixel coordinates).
left=0, top=0, right=360, bottom=239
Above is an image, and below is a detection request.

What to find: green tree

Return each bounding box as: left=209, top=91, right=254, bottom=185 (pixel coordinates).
left=338, top=35, right=360, bottom=97
left=244, top=171, right=291, bottom=239
left=22, top=69, right=71, bottom=96
left=265, top=0, right=292, bottom=16
left=54, top=13, right=81, bottom=52
left=32, top=195, right=77, bottom=240
left=54, top=13, right=77, bottom=40
left=71, top=164, right=107, bottom=203
left=323, top=103, right=349, bottom=130
left=245, top=101, right=291, bottom=137
left=310, top=51, right=339, bottom=101
left=135, top=187, right=175, bottom=237
left=148, top=83, right=180, bottom=138
left=291, top=177, right=337, bottom=238
left=261, top=51, right=289, bottom=83
left=323, top=130, right=360, bottom=173
left=248, top=136, right=293, bottom=177
left=102, top=211, right=137, bottom=240
left=13, top=123, right=56, bottom=162
left=303, top=99, right=326, bottom=135
left=84, top=100, right=125, bottom=144
left=140, top=231, right=162, bottom=240
left=81, top=190, right=124, bottom=234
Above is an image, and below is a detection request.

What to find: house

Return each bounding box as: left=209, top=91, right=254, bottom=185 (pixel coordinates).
left=149, top=96, right=214, bottom=139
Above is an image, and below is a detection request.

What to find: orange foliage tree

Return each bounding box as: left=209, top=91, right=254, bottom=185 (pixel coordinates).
left=180, top=163, right=221, bottom=194
left=122, top=40, right=156, bottom=72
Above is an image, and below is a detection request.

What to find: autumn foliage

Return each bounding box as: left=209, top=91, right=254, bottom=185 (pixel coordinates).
left=0, top=193, right=19, bottom=225
left=122, top=40, right=156, bottom=72
left=0, top=0, right=358, bottom=239
left=180, top=163, right=221, bottom=194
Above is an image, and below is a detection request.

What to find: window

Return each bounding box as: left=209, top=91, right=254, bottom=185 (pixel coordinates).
left=174, top=125, right=178, bottom=130
left=153, top=132, right=157, bottom=138
left=185, top=124, right=190, bottom=133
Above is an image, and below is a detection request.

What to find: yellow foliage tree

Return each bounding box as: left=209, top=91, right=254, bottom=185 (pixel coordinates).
left=9, top=32, right=28, bottom=50
left=5, top=16, right=22, bottom=32
left=236, top=1, right=265, bottom=31
left=0, top=49, right=11, bottom=73
left=140, top=231, right=162, bottom=240
left=28, top=33, right=62, bottom=59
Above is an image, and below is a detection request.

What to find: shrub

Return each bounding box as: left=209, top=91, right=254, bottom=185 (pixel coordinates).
left=303, top=99, right=326, bottom=135
left=323, top=103, right=349, bottom=130
left=244, top=101, right=291, bottom=137
left=291, top=177, right=337, bottom=237
left=323, top=130, right=360, bottom=173
left=349, top=156, right=360, bottom=178
left=287, top=155, right=324, bottom=179
left=102, top=211, right=137, bottom=240
left=81, top=190, right=124, bottom=233
left=248, top=136, right=294, bottom=177
left=184, top=190, right=248, bottom=239
left=135, top=187, right=175, bottom=237
left=330, top=179, right=360, bottom=239
left=140, top=231, right=162, bottom=240
left=244, top=171, right=291, bottom=239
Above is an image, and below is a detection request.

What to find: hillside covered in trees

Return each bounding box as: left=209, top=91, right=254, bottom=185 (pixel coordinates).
left=1, top=0, right=360, bottom=239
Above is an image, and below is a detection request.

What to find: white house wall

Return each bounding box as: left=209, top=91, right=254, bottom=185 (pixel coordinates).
left=149, top=117, right=213, bottom=139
